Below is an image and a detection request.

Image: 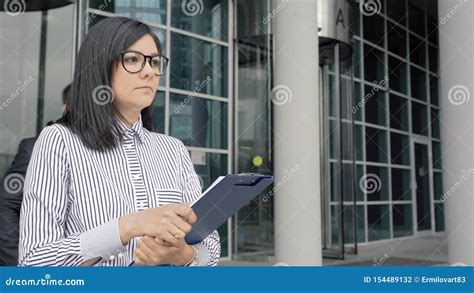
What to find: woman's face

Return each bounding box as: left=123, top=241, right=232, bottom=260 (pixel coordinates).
left=111, top=34, right=160, bottom=119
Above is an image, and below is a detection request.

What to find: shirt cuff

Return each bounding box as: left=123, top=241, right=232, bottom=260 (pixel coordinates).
left=80, top=218, right=128, bottom=262
left=192, top=242, right=210, bottom=266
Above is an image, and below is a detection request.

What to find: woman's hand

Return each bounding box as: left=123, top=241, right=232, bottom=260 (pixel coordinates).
left=133, top=235, right=195, bottom=266
left=118, top=203, right=196, bottom=246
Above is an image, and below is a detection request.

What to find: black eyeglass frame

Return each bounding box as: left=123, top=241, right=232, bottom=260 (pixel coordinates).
left=120, top=50, right=169, bottom=76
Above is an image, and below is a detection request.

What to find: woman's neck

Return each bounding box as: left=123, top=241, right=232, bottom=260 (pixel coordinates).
left=118, top=112, right=140, bottom=128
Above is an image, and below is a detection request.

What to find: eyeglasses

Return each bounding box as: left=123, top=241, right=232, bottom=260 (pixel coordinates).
left=120, top=51, right=169, bottom=76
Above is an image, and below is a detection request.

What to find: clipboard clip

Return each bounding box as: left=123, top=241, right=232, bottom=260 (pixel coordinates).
left=235, top=173, right=273, bottom=186
left=237, top=172, right=264, bottom=176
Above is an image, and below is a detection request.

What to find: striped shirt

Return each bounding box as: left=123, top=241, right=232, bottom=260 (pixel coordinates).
left=18, top=117, right=220, bottom=266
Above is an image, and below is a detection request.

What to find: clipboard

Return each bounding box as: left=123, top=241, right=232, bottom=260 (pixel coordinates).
left=184, top=174, right=274, bottom=245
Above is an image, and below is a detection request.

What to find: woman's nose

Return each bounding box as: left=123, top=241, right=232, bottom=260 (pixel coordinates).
left=140, top=59, right=155, bottom=79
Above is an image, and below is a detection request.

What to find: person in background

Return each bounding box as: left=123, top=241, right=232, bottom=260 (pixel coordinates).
left=0, top=84, right=70, bottom=266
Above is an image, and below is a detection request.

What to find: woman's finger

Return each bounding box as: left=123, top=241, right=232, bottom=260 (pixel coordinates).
left=153, top=228, right=181, bottom=246
left=138, top=237, right=160, bottom=259
left=170, top=216, right=193, bottom=235
left=133, top=249, right=147, bottom=266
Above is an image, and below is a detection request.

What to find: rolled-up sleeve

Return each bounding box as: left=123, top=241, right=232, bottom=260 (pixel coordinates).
left=179, top=142, right=221, bottom=266
left=18, top=126, right=127, bottom=266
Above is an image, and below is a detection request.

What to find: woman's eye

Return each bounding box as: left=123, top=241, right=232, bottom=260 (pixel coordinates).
left=124, top=56, right=139, bottom=64
left=151, top=60, right=161, bottom=68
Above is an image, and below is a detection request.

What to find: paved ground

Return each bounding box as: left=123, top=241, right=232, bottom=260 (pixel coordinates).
left=218, top=234, right=450, bottom=266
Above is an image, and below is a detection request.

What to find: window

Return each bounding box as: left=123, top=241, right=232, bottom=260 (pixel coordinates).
left=90, top=0, right=167, bottom=25
left=353, top=82, right=363, bottom=121
left=364, top=44, right=386, bottom=83
left=363, top=14, right=385, bottom=47
left=171, top=0, right=228, bottom=41
left=409, top=0, right=426, bottom=36
left=364, top=85, right=386, bottom=126
left=431, top=108, right=440, bottom=139
left=391, top=132, right=410, bottom=165
left=365, top=165, right=389, bottom=202
left=366, top=127, right=388, bottom=163
left=393, top=204, right=413, bottom=237
left=430, top=76, right=439, bottom=106
left=429, top=45, right=438, bottom=73
left=392, top=168, right=411, bottom=201
left=433, top=171, right=443, bottom=200
left=388, top=56, right=408, bottom=94
left=427, top=5, right=439, bottom=46
left=170, top=32, right=228, bottom=97
left=389, top=94, right=409, bottom=131
left=410, top=34, right=426, bottom=67
left=435, top=203, right=445, bottom=232
left=412, top=101, right=428, bottom=136
left=169, top=93, right=228, bottom=149
left=343, top=205, right=366, bottom=243
left=387, top=0, right=407, bottom=25
left=153, top=92, right=165, bottom=133
left=353, top=40, right=362, bottom=79
left=410, top=66, right=427, bottom=101
left=432, top=141, right=442, bottom=169
left=367, top=205, right=390, bottom=241
left=388, top=23, right=407, bottom=58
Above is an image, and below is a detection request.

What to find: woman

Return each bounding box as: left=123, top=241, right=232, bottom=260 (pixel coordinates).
left=18, top=17, right=220, bottom=266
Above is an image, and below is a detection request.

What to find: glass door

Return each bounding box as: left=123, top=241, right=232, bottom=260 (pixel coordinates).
left=413, top=141, right=433, bottom=233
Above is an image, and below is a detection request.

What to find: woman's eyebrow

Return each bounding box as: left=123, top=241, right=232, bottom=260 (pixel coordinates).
left=126, top=50, right=160, bottom=56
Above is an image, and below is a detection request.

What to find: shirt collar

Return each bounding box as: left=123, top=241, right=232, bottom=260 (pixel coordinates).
left=116, top=115, right=145, bottom=144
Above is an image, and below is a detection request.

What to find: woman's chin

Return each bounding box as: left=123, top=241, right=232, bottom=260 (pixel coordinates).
left=132, top=95, right=155, bottom=108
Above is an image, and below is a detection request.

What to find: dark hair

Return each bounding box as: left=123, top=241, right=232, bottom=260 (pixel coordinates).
left=62, top=83, right=71, bottom=105
left=62, top=17, right=161, bottom=151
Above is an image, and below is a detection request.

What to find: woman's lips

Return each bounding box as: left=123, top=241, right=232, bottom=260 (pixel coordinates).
left=135, top=86, right=154, bottom=93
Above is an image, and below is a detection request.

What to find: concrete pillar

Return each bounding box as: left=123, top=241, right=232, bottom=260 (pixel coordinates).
left=272, top=0, right=321, bottom=265
left=438, top=0, right=474, bottom=266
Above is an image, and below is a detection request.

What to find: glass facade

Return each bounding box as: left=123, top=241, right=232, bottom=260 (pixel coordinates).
left=0, top=4, right=74, bottom=181
left=326, top=0, right=443, bottom=247
left=0, top=0, right=445, bottom=262
left=234, top=0, right=273, bottom=258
